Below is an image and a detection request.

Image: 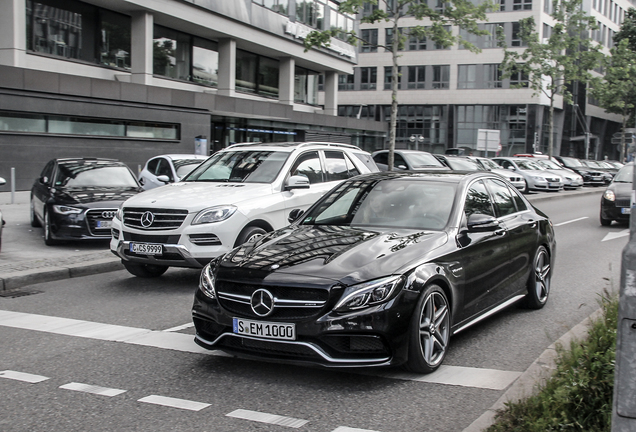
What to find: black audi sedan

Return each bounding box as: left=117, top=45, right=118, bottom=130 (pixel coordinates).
left=192, top=171, right=555, bottom=373
left=600, top=162, right=633, bottom=226
left=31, top=158, right=141, bottom=245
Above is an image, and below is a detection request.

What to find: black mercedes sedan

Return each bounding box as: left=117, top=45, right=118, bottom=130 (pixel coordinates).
left=600, top=162, right=633, bottom=226
left=31, top=158, right=141, bottom=245
left=192, top=171, right=555, bottom=373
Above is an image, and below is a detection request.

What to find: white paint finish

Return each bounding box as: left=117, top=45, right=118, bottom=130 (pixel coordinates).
left=366, top=365, right=522, bottom=391
left=162, top=322, right=195, bottom=332
left=0, top=370, right=49, bottom=383
left=60, top=382, right=126, bottom=397
left=138, top=395, right=210, bottom=411
left=602, top=229, right=630, bottom=242
left=331, top=427, right=382, bottom=432
left=554, top=216, right=589, bottom=226
left=226, top=409, right=309, bottom=428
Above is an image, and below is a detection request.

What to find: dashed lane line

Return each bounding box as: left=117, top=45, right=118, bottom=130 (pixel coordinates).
left=0, top=370, right=49, bottom=383
left=60, top=382, right=127, bottom=397
left=227, top=409, right=309, bottom=428
left=331, top=427, right=381, bottom=432
left=138, top=395, right=211, bottom=411
left=553, top=216, right=589, bottom=227
left=0, top=309, right=521, bottom=390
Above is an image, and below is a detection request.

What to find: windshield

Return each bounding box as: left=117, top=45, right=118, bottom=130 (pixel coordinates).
left=405, top=153, right=445, bottom=168
left=515, top=160, right=542, bottom=170
left=301, top=178, right=456, bottom=230
left=537, top=160, right=561, bottom=170
left=560, top=157, right=582, bottom=167
left=184, top=150, right=289, bottom=183
left=174, top=159, right=205, bottom=178
left=613, top=165, right=633, bottom=183
left=446, top=158, right=484, bottom=171
left=478, top=158, right=499, bottom=170
left=55, top=161, right=138, bottom=188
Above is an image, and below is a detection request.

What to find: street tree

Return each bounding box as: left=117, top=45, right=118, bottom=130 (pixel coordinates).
left=590, top=39, right=636, bottom=161
left=304, top=0, right=492, bottom=170
left=499, top=0, right=603, bottom=158
left=613, top=7, right=636, bottom=52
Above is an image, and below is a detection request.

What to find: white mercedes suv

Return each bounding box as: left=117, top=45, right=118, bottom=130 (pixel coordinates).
left=110, top=142, right=379, bottom=277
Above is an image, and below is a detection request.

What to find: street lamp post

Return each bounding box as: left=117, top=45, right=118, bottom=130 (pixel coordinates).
left=409, top=134, right=424, bottom=150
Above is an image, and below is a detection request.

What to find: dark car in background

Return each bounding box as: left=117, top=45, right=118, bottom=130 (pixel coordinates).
left=554, top=156, right=605, bottom=186
left=31, top=158, right=142, bottom=245
left=434, top=154, right=487, bottom=172
left=600, top=162, right=633, bottom=226
left=192, top=171, right=555, bottom=373
left=372, top=150, right=446, bottom=171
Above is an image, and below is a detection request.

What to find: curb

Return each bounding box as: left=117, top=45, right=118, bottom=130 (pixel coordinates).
left=462, top=308, right=604, bottom=432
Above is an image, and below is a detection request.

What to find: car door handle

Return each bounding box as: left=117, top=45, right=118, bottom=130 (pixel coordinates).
left=527, top=219, right=537, bottom=228
left=494, top=228, right=506, bottom=236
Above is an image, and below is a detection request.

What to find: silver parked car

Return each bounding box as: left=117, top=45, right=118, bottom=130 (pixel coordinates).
left=469, top=156, right=526, bottom=192
left=492, top=157, right=563, bottom=192
left=534, top=159, right=583, bottom=189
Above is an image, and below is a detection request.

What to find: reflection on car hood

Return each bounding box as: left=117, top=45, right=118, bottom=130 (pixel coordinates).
left=122, top=182, right=273, bottom=210
left=221, top=224, right=449, bottom=286
left=608, top=181, right=633, bottom=199
left=54, top=187, right=140, bottom=207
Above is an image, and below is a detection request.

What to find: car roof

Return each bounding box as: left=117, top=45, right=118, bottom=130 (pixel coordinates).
left=55, top=157, right=119, bottom=163
left=152, top=154, right=208, bottom=160
left=372, top=149, right=432, bottom=155
left=352, top=169, right=495, bottom=184
left=224, top=142, right=364, bottom=152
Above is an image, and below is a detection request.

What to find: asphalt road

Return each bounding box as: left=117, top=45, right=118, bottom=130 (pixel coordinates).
left=0, top=188, right=626, bottom=431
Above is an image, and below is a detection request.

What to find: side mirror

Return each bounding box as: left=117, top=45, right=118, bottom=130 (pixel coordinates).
left=0, top=177, right=5, bottom=186
left=506, top=166, right=516, bottom=171
left=288, top=209, right=304, bottom=223
left=466, top=213, right=500, bottom=232
left=156, top=175, right=171, bottom=183
left=39, top=176, right=49, bottom=185
left=285, top=175, right=310, bottom=190
left=397, top=165, right=408, bottom=170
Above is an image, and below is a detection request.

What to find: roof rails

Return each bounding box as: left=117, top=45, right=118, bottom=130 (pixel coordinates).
left=224, top=141, right=360, bottom=150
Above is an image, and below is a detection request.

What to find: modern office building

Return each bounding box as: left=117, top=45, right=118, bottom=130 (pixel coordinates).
left=0, top=0, right=386, bottom=190
left=333, top=0, right=632, bottom=159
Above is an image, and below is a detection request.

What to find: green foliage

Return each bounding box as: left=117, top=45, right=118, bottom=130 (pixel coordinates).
left=485, top=290, right=618, bottom=432
left=613, top=8, right=636, bottom=52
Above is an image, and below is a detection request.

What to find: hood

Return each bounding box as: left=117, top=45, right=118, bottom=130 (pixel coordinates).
left=53, top=187, right=140, bottom=207
left=121, top=181, right=274, bottom=210
left=220, top=224, right=449, bottom=286
left=609, top=181, right=633, bottom=199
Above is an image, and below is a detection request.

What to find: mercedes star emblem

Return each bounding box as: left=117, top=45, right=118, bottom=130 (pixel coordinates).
left=140, top=211, right=155, bottom=228
left=250, top=289, right=275, bottom=317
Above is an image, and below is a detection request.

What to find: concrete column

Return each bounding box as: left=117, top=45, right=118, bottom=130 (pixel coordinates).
left=217, top=38, right=236, bottom=97
left=324, top=71, right=338, bottom=116
left=0, top=0, right=26, bottom=67
left=279, top=57, right=295, bottom=105
left=131, top=11, right=153, bottom=85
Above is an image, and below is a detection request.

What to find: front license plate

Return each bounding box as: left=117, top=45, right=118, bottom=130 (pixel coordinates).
left=622, top=208, right=631, bottom=214
left=96, top=220, right=112, bottom=229
left=130, top=242, right=163, bottom=255
left=233, top=318, right=296, bottom=341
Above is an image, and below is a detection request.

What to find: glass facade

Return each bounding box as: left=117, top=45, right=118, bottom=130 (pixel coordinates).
left=294, top=67, right=320, bottom=105
left=235, top=50, right=279, bottom=98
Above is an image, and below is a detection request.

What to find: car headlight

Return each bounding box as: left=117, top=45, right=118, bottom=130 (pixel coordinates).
left=334, top=276, right=403, bottom=312
left=114, top=204, right=123, bottom=221
left=52, top=205, right=83, bottom=215
left=603, top=190, right=616, bottom=201
left=199, top=262, right=216, bottom=299
left=192, top=205, right=237, bottom=225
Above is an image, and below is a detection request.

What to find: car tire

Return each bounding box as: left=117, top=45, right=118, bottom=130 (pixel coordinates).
left=403, top=284, right=451, bottom=374
left=122, top=261, right=169, bottom=278
left=521, top=246, right=551, bottom=309
left=30, top=200, right=41, bottom=227
left=235, top=226, right=267, bottom=247
left=43, top=210, right=59, bottom=246
left=600, top=211, right=612, bottom=226
left=522, top=180, right=530, bottom=194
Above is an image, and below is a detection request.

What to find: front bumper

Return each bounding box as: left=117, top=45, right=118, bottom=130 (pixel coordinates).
left=601, top=200, right=631, bottom=222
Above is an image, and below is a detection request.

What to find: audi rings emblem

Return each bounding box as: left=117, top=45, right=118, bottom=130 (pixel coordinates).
left=250, top=289, right=275, bottom=317
left=101, top=210, right=116, bottom=219
left=140, top=211, right=155, bottom=227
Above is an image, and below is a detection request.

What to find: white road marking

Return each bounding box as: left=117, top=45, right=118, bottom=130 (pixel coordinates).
left=553, top=216, right=588, bottom=227
left=163, top=322, right=195, bottom=332
left=60, top=382, right=126, bottom=397
left=138, top=395, right=210, bottom=411
left=603, top=229, right=630, bottom=242
left=363, top=365, right=521, bottom=390
left=0, top=370, right=49, bottom=383
left=0, top=309, right=522, bottom=390
left=227, top=409, right=309, bottom=428
left=331, top=427, right=381, bottom=432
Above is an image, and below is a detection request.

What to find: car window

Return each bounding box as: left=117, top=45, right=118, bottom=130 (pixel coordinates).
left=146, top=158, right=160, bottom=175
left=174, top=159, right=205, bottom=178
left=478, top=158, right=499, bottom=170
left=156, top=158, right=173, bottom=180
left=185, top=150, right=288, bottom=183
left=313, top=188, right=359, bottom=224
left=353, top=152, right=379, bottom=172
left=614, top=165, right=633, bottom=183
left=447, top=157, right=482, bottom=171
left=406, top=153, right=445, bottom=168
left=394, top=154, right=408, bottom=169
left=324, top=151, right=360, bottom=181
left=290, top=151, right=323, bottom=184
left=510, top=186, right=527, bottom=212
left=41, top=160, right=55, bottom=181
left=486, top=178, right=516, bottom=217
left=373, top=152, right=388, bottom=166
left=464, top=180, right=495, bottom=218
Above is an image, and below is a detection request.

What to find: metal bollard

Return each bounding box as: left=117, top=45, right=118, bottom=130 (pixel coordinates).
left=11, top=167, right=15, bottom=204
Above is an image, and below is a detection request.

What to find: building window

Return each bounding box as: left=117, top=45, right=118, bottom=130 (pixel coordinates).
left=458, top=65, right=477, bottom=89
left=513, top=0, right=532, bottom=10
left=338, top=74, right=354, bottom=91
left=509, top=67, right=529, bottom=88
left=329, top=1, right=354, bottom=41
left=407, top=28, right=427, bottom=50
left=432, top=65, right=450, bottom=89
left=407, top=66, right=426, bottom=89
left=192, top=38, right=219, bottom=87
left=511, top=22, right=523, bottom=47
left=295, top=67, right=319, bottom=105
left=255, top=0, right=290, bottom=15
left=360, top=67, right=377, bottom=90
left=361, top=29, right=378, bottom=52
left=385, top=28, right=404, bottom=51
left=236, top=49, right=279, bottom=98
left=384, top=66, right=402, bottom=90
left=296, top=0, right=325, bottom=29
left=362, top=1, right=379, bottom=17
left=484, top=64, right=503, bottom=88
left=153, top=26, right=191, bottom=81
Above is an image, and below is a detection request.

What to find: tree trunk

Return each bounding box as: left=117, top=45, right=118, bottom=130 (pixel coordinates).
left=548, top=97, right=554, bottom=159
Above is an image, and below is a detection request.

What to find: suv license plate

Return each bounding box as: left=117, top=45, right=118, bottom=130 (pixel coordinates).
left=130, top=243, right=163, bottom=255
left=233, top=318, right=295, bottom=341
left=622, top=208, right=631, bottom=214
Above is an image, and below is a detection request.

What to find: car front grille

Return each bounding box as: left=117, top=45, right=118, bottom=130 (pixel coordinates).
left=86, top=208, right=118, bottom=236
left=615, top=199, right=630, bottom=208
left=216, top=281, right=331, bottom=320
left=219, top=336, right=321, bottom=359
left=123, top=207, right=188, bottom=230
